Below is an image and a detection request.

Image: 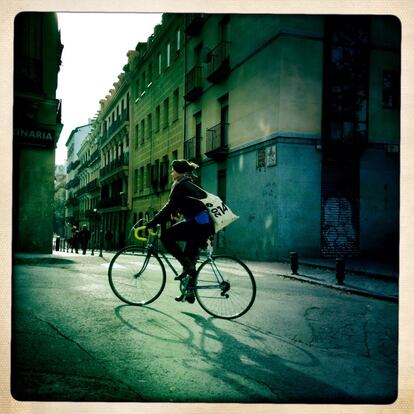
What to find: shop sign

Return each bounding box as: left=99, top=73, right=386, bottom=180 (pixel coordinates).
left=14, top=126, right=56, bottom=148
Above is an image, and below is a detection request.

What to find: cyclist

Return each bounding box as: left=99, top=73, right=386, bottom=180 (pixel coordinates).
left=146, top=159, right=215, bottom=303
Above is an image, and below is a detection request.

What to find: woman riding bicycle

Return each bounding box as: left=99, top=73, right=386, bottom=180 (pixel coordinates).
left=146, top=159, right=215, bottom=303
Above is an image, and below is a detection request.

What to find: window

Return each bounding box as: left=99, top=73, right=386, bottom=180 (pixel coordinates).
left=158, top=52, right=162, bottom=75
left=148, top=63, right=153, bottom=86
left=134, top=169, right=138, bottom=193
left=382, top=70, right=400, bottom=110
left=139, top=166, right=144, bottom=192
left=163, top=98, right=169, bottom=128
left=172, top=88, right=179, bottom=121
left=155, top=105, right=161, bottom=132
left=220, top=94, right=229, bottom=146
left=134, top=124, right=139, bottom=149
left=219, top=15, right=230, bottom=41
left=140, top=119, right=145, bottom=145
left=195, top=42, right=203, bottom=65
left=176, top=28, right=181, bottom=51
left=323, top=16, right=370, bottom=146
left=166, top=42, right=171, bottom=67
left=141, top=71, right=146, bottom=95
left=146, top=163, right=151, bottom=188
left=147, top=113, right=153, bottom=139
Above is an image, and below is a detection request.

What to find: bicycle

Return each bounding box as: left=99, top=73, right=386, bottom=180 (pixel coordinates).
left=108, top=221, right=256, bottom=319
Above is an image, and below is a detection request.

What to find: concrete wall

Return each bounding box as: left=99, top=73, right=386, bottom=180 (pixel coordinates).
left=16, top=147, right=55, bottom=253
left=360, top=149, right=400, bottom=259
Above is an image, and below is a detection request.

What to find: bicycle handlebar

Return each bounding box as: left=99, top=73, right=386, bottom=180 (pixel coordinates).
left=133, top=225, right=159, bottom=242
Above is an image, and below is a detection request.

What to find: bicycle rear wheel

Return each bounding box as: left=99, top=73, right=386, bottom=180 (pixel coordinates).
left=195, top=255, right=256, bottom=319
left=108, top=245, right=166, bottom=305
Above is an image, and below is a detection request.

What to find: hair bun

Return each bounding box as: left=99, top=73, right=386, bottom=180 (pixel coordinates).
left=171, top=159, right=199, bottom=173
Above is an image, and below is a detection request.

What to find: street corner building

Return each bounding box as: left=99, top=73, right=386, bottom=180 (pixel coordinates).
left=62, top=14, right=400, bottom=263
left=13, top=12, right=63, bottom=253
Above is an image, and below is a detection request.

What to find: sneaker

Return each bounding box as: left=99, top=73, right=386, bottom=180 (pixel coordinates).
left=185, top=277, right=196, bottom=303
left=174, top=272, right=187, bottom=281
left=186, top=294, right=195, bottom=304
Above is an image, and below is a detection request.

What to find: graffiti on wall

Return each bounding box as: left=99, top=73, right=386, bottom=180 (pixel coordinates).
left=321, top=196, right=358, bottom=257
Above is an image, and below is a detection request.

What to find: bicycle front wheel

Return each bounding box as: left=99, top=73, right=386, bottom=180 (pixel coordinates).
left=195, top=255, right=256, bottom=319
left=108, top=245, right=166, bottom=306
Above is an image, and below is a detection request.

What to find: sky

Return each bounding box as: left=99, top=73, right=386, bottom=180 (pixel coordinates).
left=55, top=12, right=163, bottom=165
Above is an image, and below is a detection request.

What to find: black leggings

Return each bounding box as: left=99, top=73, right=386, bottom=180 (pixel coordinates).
left=160, top=220, right=214, bottom=266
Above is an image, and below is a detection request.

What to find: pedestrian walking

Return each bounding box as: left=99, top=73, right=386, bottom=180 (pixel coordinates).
left=70, top=226, right=79, bottom=254
left=105, top=229, right=113, bottom=251
left=78, top=225, right=91, bottom=255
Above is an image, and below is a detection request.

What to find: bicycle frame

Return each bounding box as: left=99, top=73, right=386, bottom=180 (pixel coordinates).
left=110, top=221, right=256, bottom=318
left=134, top=223, right=225, bottom=289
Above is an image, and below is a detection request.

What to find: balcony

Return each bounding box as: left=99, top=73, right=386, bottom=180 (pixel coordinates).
left=101, top=109, right=129, bottom=146
left=98, top=194, right=128, bottom=210
left=184, top=14, right=206, bottom=36
left=205, top=123, right=229, bottom=159
left=184, top=66, right=203, bottom=102
left=184, top=136, right=202, bottom=163
left=77, top=186, right=88, bottom=197
left=206, top=41, right=231, bottom=84
left=99, top=153, right=129, bottom=180
left=86, top=178, right=99, bottom=192
left=65, top=195, right=79, bottom=207
left=65, top=176, right=80, bottom=190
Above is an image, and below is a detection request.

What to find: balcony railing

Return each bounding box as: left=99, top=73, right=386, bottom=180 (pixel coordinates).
left=184, top=14, right=206, bottom=36
left=205, top=122, right=229, bottom=159
left=86, top=178, right=99, bottom=192
left=65, top=196, right=79, bottom=207
left=184, top=136, right=202, bottom=162
left=98, top=194, right=128, bottom=209
left=99, top=153, right=129, bottom=179
left=77, top=186, right=88, bottom=197
left=184, top=66, right=203, bottom=102
left=206, top=41, right=231, bottom=83
left=101, top=109, right=129, bottom=146
left=65, top=176, right=80, bottom=190
left=66, top=159, right=80, bottom=174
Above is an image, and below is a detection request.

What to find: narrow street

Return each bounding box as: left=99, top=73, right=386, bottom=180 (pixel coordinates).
left=11, top=252, right=398, bottom=403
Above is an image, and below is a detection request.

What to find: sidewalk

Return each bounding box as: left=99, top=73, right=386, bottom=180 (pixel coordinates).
left=244, top=257, right=398, bottom=302
left=13, top=250, right=399, bottom=302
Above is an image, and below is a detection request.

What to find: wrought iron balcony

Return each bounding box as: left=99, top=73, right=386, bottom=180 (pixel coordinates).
left=184, top=136, right=202, bottom=162
left=205, top=122, right=229, bottom=159
left=98, top=194, right=128, bottom=209
left=184, top=66, right=203, bottom=102
left=86, top=178, right=99, bottom=192
left=184, top=14, right=206, bottom=36
left=206, top=41, right=231, bottom=84
left=101, top=109, right=129, bottom=146
left=99, top=153, right=129, bottom=179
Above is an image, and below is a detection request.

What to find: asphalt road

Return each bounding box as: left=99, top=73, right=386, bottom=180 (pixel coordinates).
left=11, top=253, right=398, bottom=403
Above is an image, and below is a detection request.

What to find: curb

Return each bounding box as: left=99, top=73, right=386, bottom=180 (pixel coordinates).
left=275, top=272, right=398, bottom=303
left=292, top=260, right=398, bottom=282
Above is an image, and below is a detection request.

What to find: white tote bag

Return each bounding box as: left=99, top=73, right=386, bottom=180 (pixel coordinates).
left=190, top=184, right=239, bottom=233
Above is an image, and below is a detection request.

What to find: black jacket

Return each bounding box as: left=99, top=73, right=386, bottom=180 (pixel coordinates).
left=150, top=175, right=207, bottom=225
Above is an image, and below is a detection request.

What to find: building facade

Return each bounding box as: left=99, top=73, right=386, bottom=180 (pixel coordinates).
left=182, top=14, right=400, bottom=261
left=13, top=12, right=63, bottom=253
left=127, top=14, right=186, bottom=229
left=97, top=74, right=130, bottom=248
left=64, top=123, right=92, bottom=237
left=65, top=14, right=400, bottom=262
